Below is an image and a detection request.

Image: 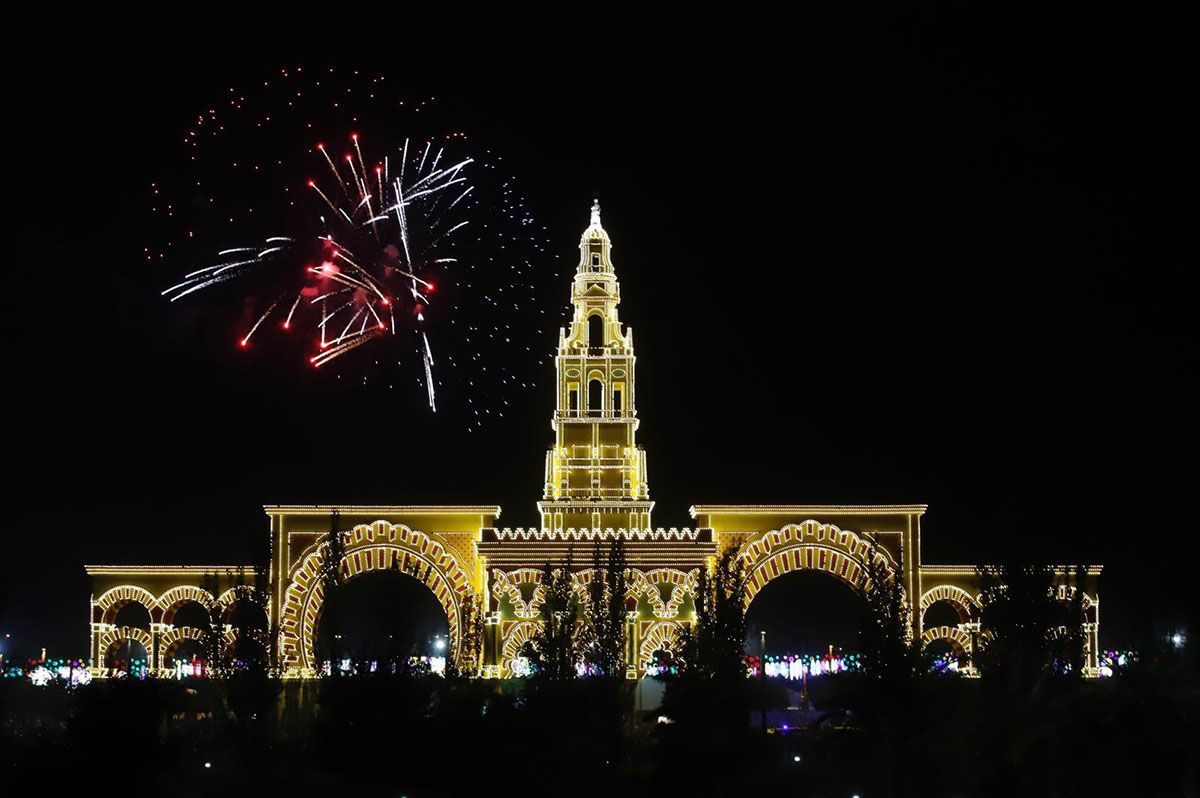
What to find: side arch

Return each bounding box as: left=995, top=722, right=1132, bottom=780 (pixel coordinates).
left=500, top=620, right=541, bottom=676
left=491, top=568, right=546, bottom=619
left=643, top=568, right=699, bottom=618
left=279, top=520, right=474, bottom=673
left=157, top=585, right=216, bottom=624
left=1053, top=585, right=1097, bottom=611
left=98, top=626, right=154, bottom=668
left=919, top=584, right=980, bottom=625
left=625, top=569, right=666, bottom=615
left=921, top=625, right=972, bottom=659
left=216, top=585, right=270, bottom=634
left=741, top=520, right=896, bottom=608
left=96, top=585, right=158, bottom=625
left=159, top=626, right=209, bottom=662
left=638, top=621, right=684, bottom=670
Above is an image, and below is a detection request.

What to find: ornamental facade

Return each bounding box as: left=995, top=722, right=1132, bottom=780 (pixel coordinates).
left=86, top=202, right=1103, bottom=678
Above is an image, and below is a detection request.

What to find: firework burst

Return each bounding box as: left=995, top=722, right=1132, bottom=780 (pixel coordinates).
left=150, top=67, right=564, bottom=425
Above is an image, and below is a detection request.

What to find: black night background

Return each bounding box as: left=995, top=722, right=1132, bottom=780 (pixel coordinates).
left=2, top=1, right=1195, bottom=752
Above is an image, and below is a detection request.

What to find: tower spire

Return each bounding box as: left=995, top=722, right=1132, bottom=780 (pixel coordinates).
left=538, top=202, right=652, bottom=532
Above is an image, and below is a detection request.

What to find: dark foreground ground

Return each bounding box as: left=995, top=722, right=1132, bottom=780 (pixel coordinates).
left=3, top=662, right=1197, bottom=798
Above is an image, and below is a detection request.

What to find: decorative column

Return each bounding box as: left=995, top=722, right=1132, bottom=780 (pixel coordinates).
left=150, top=622, right=170, bottom=674
left=90, top=621, right=112, bottom=675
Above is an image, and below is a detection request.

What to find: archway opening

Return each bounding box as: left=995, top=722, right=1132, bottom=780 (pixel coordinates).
left=226, top=598, right=268, bottom=633
left=315, top=569, right=450, bottom=672
left=166, top=638, right=207, bottom=677
left=588, top=379, right=603, bottom=412
left=107, top=639, right=149, bottom=678
left=745, top=570, right=865, bottom=674
left=588, top=314, right=604, bottom=348
left=228, top=635, right=268, bottom=668
left=171, top=601, right=210, bottom=629
left=113, top=602, right=152, bottom=630
left=923, top=599, right=964, bottom=630
left=925, top=639, right=963, bottom=673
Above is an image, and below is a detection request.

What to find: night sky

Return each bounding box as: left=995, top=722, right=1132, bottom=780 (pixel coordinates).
left=3, top=8, right=1194, bottom=658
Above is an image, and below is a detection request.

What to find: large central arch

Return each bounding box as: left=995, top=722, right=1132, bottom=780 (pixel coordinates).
left=279, top=521, right=475, bottom=674
left=739, top=520, right=897, bottom=607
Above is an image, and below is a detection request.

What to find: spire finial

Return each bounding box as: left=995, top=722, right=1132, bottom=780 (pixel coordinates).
left=590, top=198, right=601, bottom=226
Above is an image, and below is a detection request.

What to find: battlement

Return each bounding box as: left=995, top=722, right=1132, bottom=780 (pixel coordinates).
left=478, top=525, right=716, bottom=568
left=488, top=527, right=705, bottom=542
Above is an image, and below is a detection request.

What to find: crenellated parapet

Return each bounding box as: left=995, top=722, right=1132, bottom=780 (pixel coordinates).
left=490, top=527, right=707, bottom=542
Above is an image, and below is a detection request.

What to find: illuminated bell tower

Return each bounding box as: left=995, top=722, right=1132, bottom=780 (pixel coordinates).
left=538, top=200, right=653, bottom=532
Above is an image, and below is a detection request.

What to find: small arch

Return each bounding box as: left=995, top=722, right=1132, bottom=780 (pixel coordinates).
left=96, top=585, right=158, bottom=626
left=588, top=314, right=605, bottom=347
left=919, top=585, right=980, bottom=626
left=158, top=585, right=215, bottom=624
left=921, top=625, right=972, bottom=670
left=626, top=570, right=667, bottom=616
left=639, top=621, right=684, bottom=672
left=491, top=568, right=546, bottom=619
left=221, top=591, right=269, bottom=632
left=501, top=620, right=541, bottom=676
left=644, top=569, right=699, bottom=618
left=216, top=585, right=264, bottom=622
left=99, top=627, right=153, bottom=672
left=160, top=627, right=209, bottom=663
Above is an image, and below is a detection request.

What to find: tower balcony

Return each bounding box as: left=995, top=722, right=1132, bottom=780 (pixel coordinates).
left=557, top=444, right=631, bottom=461
left=560, top=345, right=633, bottom=358
left=555, top=409, right=636, bottom=421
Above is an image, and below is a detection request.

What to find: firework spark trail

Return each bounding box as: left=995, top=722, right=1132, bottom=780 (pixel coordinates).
left=344, top=154, right=363, bottom=203
left=317, top=143, right=349, bottom=198
left=311, top=288, right=352, bottom=304
left=162, top=261, right=252, bottom=300
left=423, top=330, right=436, bottom=412
left=335, top=306, right=367, bottom=343
left=365, top=301, right=385, bottom=330
left=310, top=327, right=383, bottom=368
left=352, top=134, right=368, bottom=191
left=284, top=293, right=301, bottom=329
left=241, top=298, right=279, bottom=346
left=388, top=163, right=439, bottom=411
left=417, top=140, right=430, bottom=175
left=329, top=252, right=390, bottom=296
left=446, top=185, right=474, bottom=212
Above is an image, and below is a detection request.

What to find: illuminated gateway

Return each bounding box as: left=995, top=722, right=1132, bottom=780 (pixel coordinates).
left=85, top=202, right=1103, bottom=678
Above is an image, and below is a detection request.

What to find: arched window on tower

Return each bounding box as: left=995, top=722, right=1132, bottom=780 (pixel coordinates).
left=588, top=315, right=604, bottom=349
left=592, top=253, right=601, bottom=269
left=588, top=379, right=603, bottom=414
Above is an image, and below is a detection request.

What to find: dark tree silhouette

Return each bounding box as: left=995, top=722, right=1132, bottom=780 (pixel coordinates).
left=853, top=536, right=928, bottom=796
left=584, top=539, right=628, bottom=678
left=522, top=554, right=580, bottom=680
left=676, top=545, right=749, bottom=680
left=319, top=510, right=345, bottom=669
